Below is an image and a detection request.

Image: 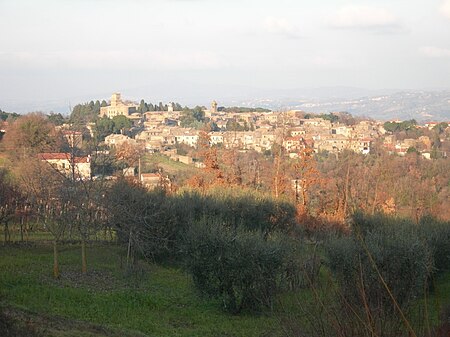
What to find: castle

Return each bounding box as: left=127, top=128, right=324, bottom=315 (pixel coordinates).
left=99, top=93, right=137, bottom=119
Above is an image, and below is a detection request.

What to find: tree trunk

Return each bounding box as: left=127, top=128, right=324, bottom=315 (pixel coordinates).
left=20, top=217, right=24, bottom=242
left=53, top=240, right=60, bottom=279
left=3, top=222, right=9, bottom=244
left=274, top=156, right=281, bottom=198
left=371, top=178, right=379, bottom=215
left=127, top=228, right=133, bottom=268
left=342, top=162, right=351, bottom=218
left=81, top=238, right=87, bottom=274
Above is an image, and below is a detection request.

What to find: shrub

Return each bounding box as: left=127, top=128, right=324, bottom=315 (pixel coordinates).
left=184, top=223, right=286, bottom=313
left=324, top=213, right=434, bottom=335
left=177, top=187, right=296, bottom=236
left=419, top=215, right=450, bottom=275
left=107, top=180, right=179, bottom=261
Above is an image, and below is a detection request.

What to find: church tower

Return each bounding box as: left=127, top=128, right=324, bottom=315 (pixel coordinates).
left=211, top=100, right=218, bottom=114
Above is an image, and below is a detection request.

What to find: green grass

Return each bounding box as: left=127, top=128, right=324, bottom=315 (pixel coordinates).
left=141, top=153, right=198, bottom=176
left=0, top=243, right=281, bottom=337
left=1, top=238, right=449, bottom=337
left=418, top=271, right=450, bottom=325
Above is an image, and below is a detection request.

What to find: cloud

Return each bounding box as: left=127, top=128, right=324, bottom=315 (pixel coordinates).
left=440, top=0, right=450, bottom=19
left=0, top=50, right=227, bottom=70
left=264, top=17, right=302, bottom=39
left=311, top=56, right=345, bottom=68
left=329, top=5, right=404, bottom=33
left=420, top=46, right=450, bottom=58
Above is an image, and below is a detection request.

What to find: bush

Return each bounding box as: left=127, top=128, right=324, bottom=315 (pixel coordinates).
left=324, top=213, right=434, bottom=335
left=107, top=180, right=179, bottom=261
left=177, top=187, right=296, bottom=236
left=184, top=223, right=286, bottom=313
left=419, top=215, right=450, bottom=275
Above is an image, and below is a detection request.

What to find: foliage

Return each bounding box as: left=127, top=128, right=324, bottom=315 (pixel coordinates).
left=407, top=146, right=419, bottom=154
left=94, top=117, right=115, bottom=141
left=70, top=100, right=101, bottom=125
left=433, top=122, right=449, bottom=134
left=112, top=115, right=132, bottom=133
left=418, top=215, right=450, bottom=275
left=0, top=109, right=20, bottom=122
left=180, top=106, right=205, bottom=128
left=93, top=116, right=132, bottom=142
left=2, top=113, right=59, bottom=154
left=106, top=180, right=178, bottom=261
left=325, top=213, right=433, bottom=325
left=184, top=223, right=286, bottom=313
left=383, top=119, right=417, bottom=133
left=177, top=187, right=296, bottom=236
left=304, top=112, right=339, bottom=123
left=137, top=99, right=183, bottom=112
left=0, top=169, right=23, bottom=243
left=226, top=119, right=249, bottom=131
left=47, top=112, right=66, bottom=126
left=106, top=180, right=296, bottom=266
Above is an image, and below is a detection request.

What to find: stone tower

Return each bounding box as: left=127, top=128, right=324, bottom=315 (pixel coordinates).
left=111, top=93, right=122, bottom=107
left=211, top=100, right=218, bottom=114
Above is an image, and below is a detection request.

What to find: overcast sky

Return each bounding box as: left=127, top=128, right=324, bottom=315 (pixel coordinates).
left=1, top=0, right=450, bottom=111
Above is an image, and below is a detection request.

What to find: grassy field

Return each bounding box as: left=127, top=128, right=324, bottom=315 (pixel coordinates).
left=1, top=236, right=449, bottom=337
left=0, top=243, right=281, bottom=337
left=141, top=153, right=198, bottom=181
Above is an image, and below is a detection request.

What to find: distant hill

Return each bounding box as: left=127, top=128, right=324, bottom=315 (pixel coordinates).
left=2, top=87, right=450, bottom=122
left=233, top=90, right=450, bottom=122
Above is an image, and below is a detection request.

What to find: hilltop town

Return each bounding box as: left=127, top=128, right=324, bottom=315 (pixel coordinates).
left=93, top=93, right=449, bottom=162
left=2, top=92, right=449, bottom=185
left=1, top=94, right=450, bottom=336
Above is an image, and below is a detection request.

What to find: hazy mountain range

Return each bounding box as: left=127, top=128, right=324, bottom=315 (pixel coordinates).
left=225, top=88, right=450, bottom=122
left=1, top=87, right=449, bottom=122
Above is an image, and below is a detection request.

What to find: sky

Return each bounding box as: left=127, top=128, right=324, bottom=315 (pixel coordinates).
left=1, top=0, right=450, bottom=112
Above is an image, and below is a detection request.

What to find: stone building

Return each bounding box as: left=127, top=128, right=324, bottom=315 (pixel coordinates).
left=99, top=93, right=138, bottom=119
left=38, top=153, right=91, bottom=180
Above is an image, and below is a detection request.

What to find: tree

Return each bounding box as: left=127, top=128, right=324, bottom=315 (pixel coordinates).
left=2, top=113, right=59, bottom=155
left=180, top=106, right=205, bottom=128
left=293, top=143, right=321, bottom=216
left=0, top=109, right=20, bottom=121
left=406, top=146, right=419, bottom=154
left=114, top=141, right=142, bottom=169
left=106, top=179, right=177, bottom=264
left=95, top=117, right=115, bottom=141
left=112, top=115, right=132, bottom=134
left=433, top=122, right=448, bottom=134
left=47, top=112, right=66, bottom=126
left=0, top=169, right=22, bottom=244
left=38, top=197, right=69, bottom=278
left=138, top=99, right=148, bottom=113
left=226, top=119, right=246, bottom=131
left=64, top=180, right=105, bottom=274
left=185, top=223, right=287, bottom=313
left=383, top=119, right=417, bottom=133
left=16, top=157, right=68, bottom=276
left=187, top=131, right=223, bottom=189
left=70, top=101, right=100, bottom=124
